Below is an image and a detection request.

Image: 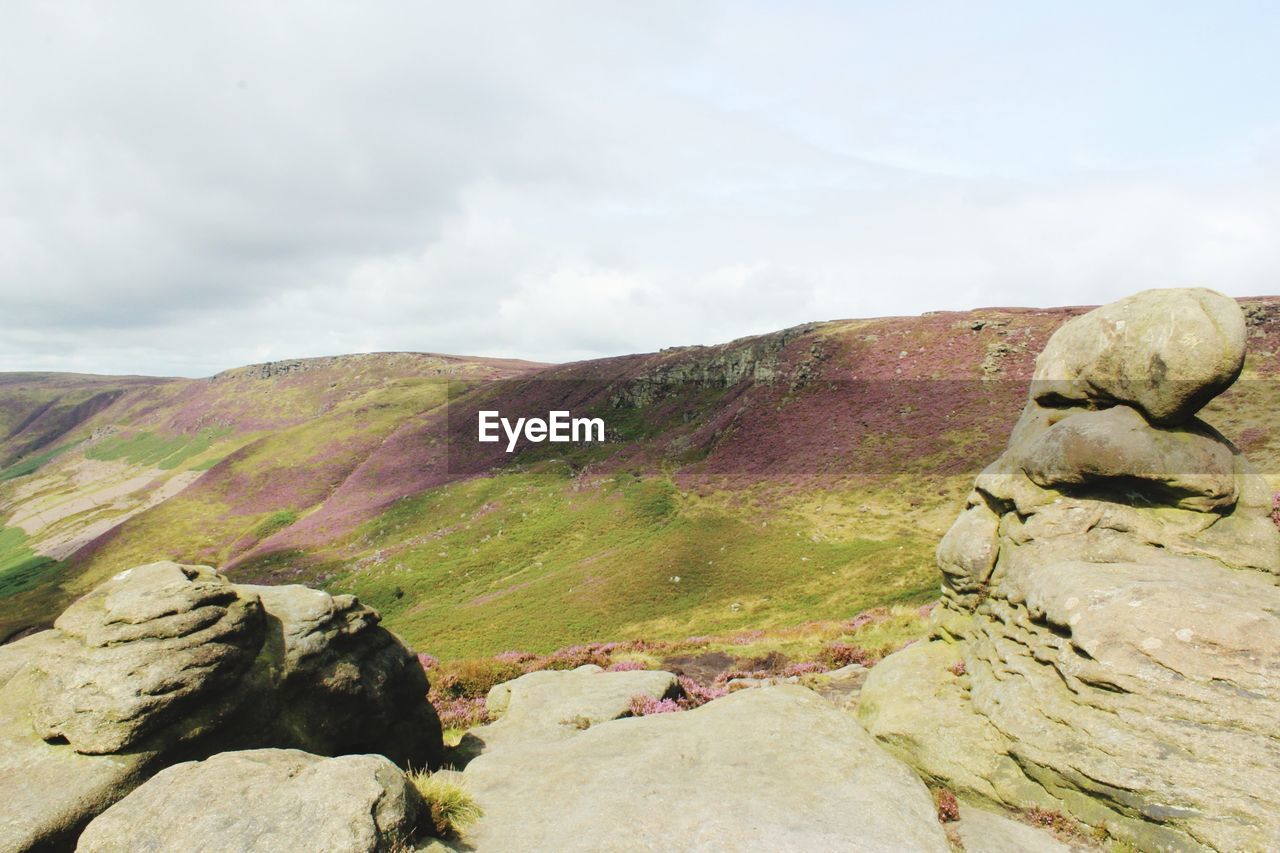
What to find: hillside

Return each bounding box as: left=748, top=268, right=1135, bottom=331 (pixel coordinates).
left=4, top=300, right=1280, bottom=656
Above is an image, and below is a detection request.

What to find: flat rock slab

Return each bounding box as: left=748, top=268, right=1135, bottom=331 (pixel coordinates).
left=957, top=804, right=1076, bottom=853
left=462, top=685, right=949, bottom=852
left=472, top=665, right=679, bottom=752
left=76, top=749, right=425, bottom=853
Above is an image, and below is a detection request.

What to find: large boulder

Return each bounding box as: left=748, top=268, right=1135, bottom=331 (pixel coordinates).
left=1032, top=287, right=1246, bottom=425
left=461, top=685, right=951, bottom=851
left=860, top=289, right=1280, bottom=852
left=76, top=749, right=425, bottom=853
left=0, top=562, right=442, bottom=852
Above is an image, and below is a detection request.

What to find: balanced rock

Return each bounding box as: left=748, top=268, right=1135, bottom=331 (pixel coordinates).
left=76, top=749, right=425, bottom=853
left=462, top=685, right=950, bottom=852
left=0, top=562, right=442, bottom=852
left=860, top=289, right=1280, bottom=852
left=1032, top=287, right=1246, bottom=425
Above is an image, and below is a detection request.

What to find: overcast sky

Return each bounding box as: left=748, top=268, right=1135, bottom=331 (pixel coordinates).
left=2, top=2, right=1279, bottom=377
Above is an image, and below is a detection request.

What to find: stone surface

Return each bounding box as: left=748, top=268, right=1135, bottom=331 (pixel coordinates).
left=1032, top=287, right=1246, bottom=425
left=0, top=562, right=442, bottom=852
left=461, top=685, right=950, bottom=852
left=472, top=665, right=679, bottom=753
left=859, top=289, right=1280, bottom=852
left=956, top=804, right=1073, bottom=853
left=76, top=749, right=425, bottom=853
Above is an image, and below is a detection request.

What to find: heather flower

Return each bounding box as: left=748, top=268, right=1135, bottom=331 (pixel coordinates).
left=628, top=695, right=681, bottom=716
left=819, top=642, right=876, bottom=668
left=606, top=660, right=646, bottom=672
left=781, top=662, right=824, bottom=677
left=433, top=695, right=489, bottom=729
left=493, top=650, right=536, bottom=664
left=948, top=660, right=967, bottom=677
left=677, top=676, right=726, bottom=708
left=417, top=652, right=440, bottom=670
left=934, top=788, right=960, bottom=823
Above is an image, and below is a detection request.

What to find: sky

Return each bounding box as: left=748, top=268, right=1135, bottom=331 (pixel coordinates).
left=2, top=1, right=1279, bottom=377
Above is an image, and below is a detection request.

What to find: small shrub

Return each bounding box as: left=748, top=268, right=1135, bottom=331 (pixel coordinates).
left=677, top=676, right=726, bottom=708
left=933, top=788, right=960, bottom=823
left=435, top=658, right=523, bottom=698
left=848, top=607, right=890, bottom=631
left=606, top=660, right=646, bottom=672
left=948, top=660, right=967, bottom=677
left=818, top=642, right=877, bottom=669
left=431, top=695, right=489, bottom=729
left=1271, top=493, right=1280, bottom=529
left=782, top=662, right=824, bottom=677
left=628, top=694, right=681, bottom=716
left=409, top=772, right=483, bottom=838
left=1025, top=806, right=1081, bottom=839
left=417, top=652, right=440, bottom=671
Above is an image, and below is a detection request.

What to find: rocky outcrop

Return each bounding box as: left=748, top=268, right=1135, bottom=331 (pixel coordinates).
left=0, top=562, right=442, bottom=852
left=76, top=749, right=425, bottom=853
left=859, top=289, right=1280, bottom=852
left=462, top=684, right=950, bottom=851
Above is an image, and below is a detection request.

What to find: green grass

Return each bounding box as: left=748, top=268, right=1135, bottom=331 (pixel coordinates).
left=0, top=443, right=76, bottom=481
left=85, top=427, right=232, bottom=470
left=323, top=465, right=938, bottom=658
left=254, top=509, right=299, bottom=539
left=0, top=526, right=60, bottom=598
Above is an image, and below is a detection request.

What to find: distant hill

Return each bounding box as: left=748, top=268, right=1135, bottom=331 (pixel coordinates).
left=4, top=299, right=1279, bottom=655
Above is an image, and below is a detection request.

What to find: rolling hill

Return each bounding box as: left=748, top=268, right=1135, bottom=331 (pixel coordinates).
left=4, top=299, right=1280, bottom=659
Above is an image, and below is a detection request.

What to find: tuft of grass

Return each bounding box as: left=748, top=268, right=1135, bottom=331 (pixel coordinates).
left=408, top=772, right=483, bottom=838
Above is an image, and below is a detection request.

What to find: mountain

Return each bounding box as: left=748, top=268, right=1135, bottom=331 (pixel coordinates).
left=3, top=300, right=1279, bottom=656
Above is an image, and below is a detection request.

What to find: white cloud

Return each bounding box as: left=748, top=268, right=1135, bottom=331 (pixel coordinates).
left=1, top=2, right=1278, bottom=375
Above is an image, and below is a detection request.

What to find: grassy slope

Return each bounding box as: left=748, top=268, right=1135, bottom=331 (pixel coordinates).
left=4, top=300, right=1280, bottom=657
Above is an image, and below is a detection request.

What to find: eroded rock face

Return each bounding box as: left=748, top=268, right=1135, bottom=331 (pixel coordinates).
left=31, top=563, right=264, bottom=754
left=0, top=562, right=442, bottom=852
left=76, top=749, right=425, bottom=853
left=860, top=289, right=1280, bottom=852
left=463, top=685, right=950, bottom=852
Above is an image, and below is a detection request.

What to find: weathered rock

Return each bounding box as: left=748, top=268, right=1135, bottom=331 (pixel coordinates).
left=31, top=562, right=264, bottom=754
left=861, top=290, right=1280, bottom=851
left=463, top=685, right=950, bottom=852
left=0, top=562, right=442, bottom=852
left=469, top=665, right=678, bottom=754
left=1021, top=405, right=1237, bottom=511
left=1032, top=287, right=1246, bottom=425
left=237, top=583, right=442, bottom=768
left=76, top=749, right=425, bottom=853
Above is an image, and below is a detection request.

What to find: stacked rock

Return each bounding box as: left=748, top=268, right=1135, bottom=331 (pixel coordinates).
left=860, top=289, right=1280, bottom=852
